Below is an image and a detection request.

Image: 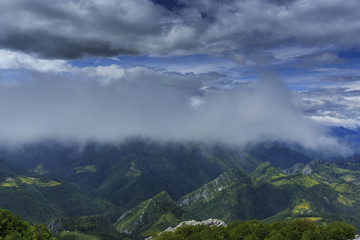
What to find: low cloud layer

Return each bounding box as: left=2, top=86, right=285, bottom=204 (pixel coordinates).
left=0, top=67, right=349, bottom=154
left=0, top=0, right=357, bottom=158
left=1, top=0, right=360, bottom=61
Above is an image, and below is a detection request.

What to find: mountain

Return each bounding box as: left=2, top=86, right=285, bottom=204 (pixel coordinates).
left=48, top=215, right=122, bottom=240
left=0, top=139, right=314, bottom=210
left=329, top=126, right=360, bottom=152
left=178, top=170, right=251, bottom=222
left=0, top=171, right=122, bottom=223
left=177, top=160, right=360, bottom=228
left=115, top=158, right=360, bottom=238
left=178, top=165, right=293, bottom=222
left=2, top=138, right=359, bottom=239
left=0, top=157, right=29, bottom=178
left=114, top=191, right=193, bottom=239
left=60, top=139, right=265, bottom=209
left=0, top=139, right=259, bottom=208
left=0, top=140, right=80, bottom=172
left=248, top=144, right=313, bottom=169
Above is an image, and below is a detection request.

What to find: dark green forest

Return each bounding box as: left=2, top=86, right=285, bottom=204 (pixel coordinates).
left=0, top=207, right=54, bottom=240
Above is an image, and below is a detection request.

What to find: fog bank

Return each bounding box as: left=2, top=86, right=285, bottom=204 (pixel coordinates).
left=0, top=68, right=350, bottom=154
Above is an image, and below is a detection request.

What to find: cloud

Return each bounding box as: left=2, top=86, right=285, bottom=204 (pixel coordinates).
left=0, top=0, right=357, bottom=155
left=309, top=116, right=360, bottom=130
left=294, top=87, right=360, bottom=130
left=0, top=0, right=165, bottom=58
left=309, top=53, right=344, bottom=64
left=0, top=49, right=71, bottom=73
left=229, top=52, right=246, bottom=65
left=0, top=67, right=349, bottom=155
left=1, top=0, right=360, bottom=59
left=322, top=75, right=360, bottom=83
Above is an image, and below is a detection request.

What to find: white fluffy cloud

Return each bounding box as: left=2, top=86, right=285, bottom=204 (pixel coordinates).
left=0, top=49, right=71, bottom=72
left=294, top=85, right=360, bottom=130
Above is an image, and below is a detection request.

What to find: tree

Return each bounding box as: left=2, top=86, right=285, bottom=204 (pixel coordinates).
left=325, top=222, right=355, bottom=240
left=151, top=219, right=355, bottom=240
left=0, top=207, right=55, bottom=240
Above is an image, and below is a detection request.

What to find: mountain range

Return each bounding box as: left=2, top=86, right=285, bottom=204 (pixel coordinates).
left=0, top=127, right=360, bottom=239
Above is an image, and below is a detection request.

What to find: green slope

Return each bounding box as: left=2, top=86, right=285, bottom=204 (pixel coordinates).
left=0, top=174, right=122, bottom=223
left=177, top=161, right=360, bottom=230
left=58, top=139, right=262, bottom=209
left=178, top=170, right=251, bottom=222
left=179, top=167, right=294, bottom=222
left=114, top=191, right=193, bottom=239
left=49, top=215, right=121, bottom=240
left=0, top=139, right=313, bottom=212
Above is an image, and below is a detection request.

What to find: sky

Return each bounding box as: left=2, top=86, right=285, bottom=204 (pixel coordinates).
left=0, top=0, right=360, bottom=153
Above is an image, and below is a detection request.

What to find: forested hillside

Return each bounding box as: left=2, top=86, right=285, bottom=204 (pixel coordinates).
left=1, top=138, right=360, bottom=239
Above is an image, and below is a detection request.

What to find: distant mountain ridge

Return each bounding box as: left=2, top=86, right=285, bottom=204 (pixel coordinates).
left=0, top=133, right=360, bottom=238
left=0, top=138, right=315, bottom=209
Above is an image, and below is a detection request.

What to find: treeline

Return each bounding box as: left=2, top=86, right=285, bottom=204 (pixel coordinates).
left=0, top=207, right=55, bottom=240
left=151, top=219, right=355, bottom=240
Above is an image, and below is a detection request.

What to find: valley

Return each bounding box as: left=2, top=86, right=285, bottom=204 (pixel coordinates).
left=0, top=131, right=360, bottom=239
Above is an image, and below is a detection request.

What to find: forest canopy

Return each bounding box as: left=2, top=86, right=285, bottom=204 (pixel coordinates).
left=151, top=219, right=355, bottom=240
left=0, top=207, right=55, bottom=240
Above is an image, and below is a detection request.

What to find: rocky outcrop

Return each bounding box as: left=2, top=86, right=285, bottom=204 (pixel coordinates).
left=164, top=218, right=227, bottom=232
left=178, top=170, right=249, bottom=208
left=284, top=163, right=304, bottom=175
left=47, top=218, right=63, bottom=234
left=146, top=218, right=227, bottom=239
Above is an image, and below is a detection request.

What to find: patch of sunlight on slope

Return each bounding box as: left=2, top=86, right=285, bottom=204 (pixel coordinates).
left=271, top=175, right=319, bottom=188
left=292, top=199, right=313, bottom=214
left=329, top=183, right=356, bottom=194
left=270, top=178, right=295, bottom=186
left=341, top=174, right=356, bottom=182
left=125, top=161, right=142, bottom=178
left=292, top=175, right=319, bottom=188
left=300, top=217, right=323, bottom=222
left=34, top=164, right=49, bottom=174
left=2, top=176, right=61, bottom=188
left=18, top=176, right=61, bottom=187
left=59, top=231, right=100, bottom=240
left=337, top=194, right=355, bottom=206
left=73, top=165, right=97, bottom=174
left=1, top=177, right=19, bottom=188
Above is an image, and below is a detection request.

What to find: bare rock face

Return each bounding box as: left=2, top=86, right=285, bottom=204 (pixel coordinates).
left=302, top=165, right=313, bottom=175
left=146, top=218, right=227, bottom=239
left=166, top=218, right=227, bottom=231
left=284, top=163, right=304, bottom=175
left=47, top=218, right=63, bottom=234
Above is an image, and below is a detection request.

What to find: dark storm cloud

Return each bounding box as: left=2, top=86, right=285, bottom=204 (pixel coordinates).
left=151, top=0, right=186, bottom=11
left=0, top=30, right=136, bottom=59
left=0, top=0, right=166, bottom=59
left=1, top=0, right=360, bottom=59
